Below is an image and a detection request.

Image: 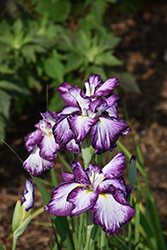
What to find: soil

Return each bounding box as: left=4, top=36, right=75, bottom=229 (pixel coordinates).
left=0, top=0, right=167, bottom=249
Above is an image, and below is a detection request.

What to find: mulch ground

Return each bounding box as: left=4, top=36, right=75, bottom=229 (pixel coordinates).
left=0, top=0, right=167, bottom=249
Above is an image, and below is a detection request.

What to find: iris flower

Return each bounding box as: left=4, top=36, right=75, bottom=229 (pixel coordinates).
left=54, top=74, right=130, bottom=154
left=45, top=152, right=136, bottom=235
left=23, top=111, right=59, bottom=176
left=21, top=179, right=34, bottom=211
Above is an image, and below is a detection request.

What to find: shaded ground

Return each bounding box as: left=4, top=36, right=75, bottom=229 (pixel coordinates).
left=0, top=0, right=167, bottom=249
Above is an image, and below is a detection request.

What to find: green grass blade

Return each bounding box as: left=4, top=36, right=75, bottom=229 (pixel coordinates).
left=58, top=152, right=73, bottom=173
left=50, top=167, right=58, bottom=187
left=134, top=186, right=140, bottom=250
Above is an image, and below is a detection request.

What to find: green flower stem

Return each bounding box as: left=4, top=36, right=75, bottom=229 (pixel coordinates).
left=101, top=230, right=106, bottom=250
left=81, top=139, right=91, bottom=169
left=12, top=236, right=18, bottom=250
left=77, top=213, right=85, bottom=250
left=31, top=207, right=44, bottom=220
left=81, top=138, right=94, bottom=169
left=84, top=211, right=94, bottom=250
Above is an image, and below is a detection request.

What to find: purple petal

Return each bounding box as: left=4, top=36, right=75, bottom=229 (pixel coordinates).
left=44, top=182, right=83, bottom=216
left=25, top=129, right=42, bottom=152
left=93, top=78, right=119, bottom=97
left=40, top=110, right=57, bottom=124
left=90, top=117, right=130, bottom=154
left=63, top=139, right=81, bottom=154
left=69, top=87, right=90, bottom=111
left=68, top=115, right=98, bottom=142
left=106, top=104, right=118, bottom=118
left=53, top=116, right=74, bottom=145
left=68, top=187, right=98, bottom=216
left=91, top=192, right=136, bottom=236
left=38, top=134, right=59, bottom=161
left=89, top=98, right=108, bottom=114
left=105, top=93, right=120, bottom=107
left=21, top=179, right=34, bottom=211
left=96, top=177, right=130, bottom=200
left=102, top=152, right=126, bottom=179
left=23, top=146, right=55, bottom=177
left=58, top=82, right=79, bottom=107
left=85, top=74, right=102, bottom=96
left=59, top=105, right=80, bottom=116
left=71, top=159, right=89, bottom=184
left=62, top=172, right=74, bottom=181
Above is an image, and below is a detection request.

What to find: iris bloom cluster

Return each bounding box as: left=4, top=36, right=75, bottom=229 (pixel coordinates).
left=44, top=152, right=135, bottom=235
left=23, top=74, right=135, bottom=235
left=54, top=74, right=130, bottom=154
left=23, top=75, right=130, bottom=176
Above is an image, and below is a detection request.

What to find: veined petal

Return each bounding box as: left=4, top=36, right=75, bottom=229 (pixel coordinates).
left=89, top=98, right=108, bottom=114
left=63, top=139, right=81, bottom=154
left=53, top=116, right=74, bottom=145
left=62, top=172, right=74, bottom=182
left=69, top=87, right=90, bottom=111
left=21, top=179, right=34, bottom=211
left=93, top=78, right=119, bottom=97
left=90, top=117, right=130, bottom=154
left=38, top=133, right=59, bottom=161
left=85, top=74, right=102, bottom=96
left=96, top=178, right=131, bottom=201
left=71, top=159, right=89, bottom=184
left=106, top=104, right=118, bottom=118
left=102, top=152, right=126, bottom=179
left=91, top=193, right=135, bottom=236
left=25, top=129, right=42, bottom=152
left=69, top=115, right=98, bottom=142
left=23, top=146, right=55, bottom=177
left=68, top=188, right=98, bottom=216
left=105, top=94, right=120, bottom=107
left=44, top=182, right=83, bottom=216
left=40, top=110, right=57, bottom=125
left=58, top=82, right=78, bottom=107
left=59, top=105, right=80, bottom=116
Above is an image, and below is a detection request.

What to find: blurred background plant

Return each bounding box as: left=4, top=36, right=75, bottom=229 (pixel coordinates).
left=0, top=0, right=141, bottom=144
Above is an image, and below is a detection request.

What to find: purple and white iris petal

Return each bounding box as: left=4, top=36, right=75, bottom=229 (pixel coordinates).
left=105, top=94, right=120, bottom=107
left=40, top=110, right=57, bottom=124
left=106, top=105, right=118, bottom=118
left=96, top=178, right=125, bottom=195
left=25, top=129, right=42, bottom=153
left=58, top=82, right=78, bottom=107
left=62, top=172, right=74, bottom=182
left=21, top=179, right=34, bottom=211
left=90, top=117, right=130, bottom=154
left=102, top=152, right=126, bottom=179
left=91, top=192, right=135, bottom=236
left=89, top=98, right=108, bottom=114
left=71, top=159, right=89, bottom=184
left=59, top=105, right=80, bottom=116
left=23, top=145, right=55, bottom=177
left=44, top=182, right=84, bottom=216
left=68, top=115, right=98, bottom=142
left=64, top=139, right=81, bottom=154
left=68, top=187, right=98, bottom=216
left=93, top=78, right=119, bottom=97
left=53, top=117, right=74, bottom=145
left=85, top=74, right=102, bottom=96
left=69, top=87, right=90, bottom=111
left=38, top=133, right=59, bottom=161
